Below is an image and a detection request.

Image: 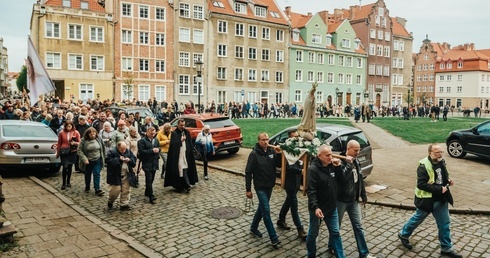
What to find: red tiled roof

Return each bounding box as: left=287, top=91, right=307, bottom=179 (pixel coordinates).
left=441, top=48, right=489, bottom=62
left=327, top=21, right=341, bottom=34
left=478, top=49, right=490, bottom=59
left=44, top=0, right=106, bottom=12
left=209, top=0, right=289, bottom=25
left=391, top=17, right=410, bottom=37
left=340, top=3, right=375, bottom=21
left=431, top=43, right=450, bottom=58
left=289, top=11, right=312, bottom=28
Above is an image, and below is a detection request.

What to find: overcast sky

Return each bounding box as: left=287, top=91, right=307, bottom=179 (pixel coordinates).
left=1, top=0, right=489, bottom=72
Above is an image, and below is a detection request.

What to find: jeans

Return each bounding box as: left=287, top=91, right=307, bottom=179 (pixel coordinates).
left=251, top=188, right=278, bottom=242
left=279, top=190, right=303, bottom=230
left=306, top=209, right=344, bottom=258
left=144, top=169, right=156, bottom=198
left=328, top=201, right=368, bottom=257
left=85, top=158, right=102, bottom=191
left=400, top=201, right=453, bottom=252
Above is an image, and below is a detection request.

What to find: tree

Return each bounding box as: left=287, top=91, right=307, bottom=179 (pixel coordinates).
left=16, top=65, right=27, bottom=93
left=121, top=72, right=134, bottom=101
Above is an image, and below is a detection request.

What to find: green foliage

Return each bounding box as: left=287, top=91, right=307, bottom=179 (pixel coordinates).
left=371, top=116, right=486, bottom=144
left=16, top=66, right=27, bottom=93
left=234, top=118, right=351, bottom=148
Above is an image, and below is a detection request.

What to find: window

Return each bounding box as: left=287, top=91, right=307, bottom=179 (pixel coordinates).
left=370, top=29, right=376, bottom=39
left=45, top=22, right=60, bottom=38
left=68, top=24, right=82, bottom=40
left=317, top=72, right=324, bottom=83
left=356, top=75, right=362, bottom=85
left=378, top=30, right=383, bottom=40
left=328, top=54, right=335, bottom=65
left=399, top=41, right=404, bottom=51
left=218, top=20, right=227, bottom=33
left=356, top=58, right=362, bottom=68
left=193, top=29, right=203, bottom=44
left=217, top=67, right=227, bottom=80
left=139, top=59, right=149, bottom=71
left=139, top=32, right=149, bottom=44
left=458, top=62, right=463, bottom=68
left=308, top=52, right=315, bottom=63
left=312, top=34, right=321, bottom=44
left=447, top=75, right=452, bottom=81
left=376, top=65, right=382, bottom=75
left=122, top=57, right=133, bottom=71
left=346, top=74, right=352, bottom=84
left=179, top=75, right=190, bottom=94
left=440, top=63, right=445, bottom=69
left=121, top=84, right=134, bottom=100
left=276, top=50, right=284, bottom=62
left=423, top=64, right=428, bottom=70
left=248, top=69, right=256, bottom=81
left=193, top=53, right=203, bottom=67
left=307, top=71, right=314, bottom=82
left=122, top=3, right=132, bottom=17
left=155, top=60, right=165, bottom=72
left=446, top=86, right=451, bottom=93
left=262, top=27, right=270, bottom=40
left=193, top=5, right=204, bottom=20
left=295, top=70, right=302, bottom=81
left=179, top=3, right=190, bottom=18
left=296, top=51, right=303, bottom=62
left=249, top=25, right=257, bottom=38
left=384, top=46, right=390, bottom=57
left=91, top=55, right=104, bottom=71
left=327, top=72, right=334, bottom=83
left=417, top=75, right=421, bottom=81
left=79, top=83, right=94, bottom=101
left=63, top=0, right=70, bottom=7
left=179, top=52, right=190, bottom=66
left=234, top=2, right=246, bottom=14
left=80, top=1, right=88, bottom=9
left=457, top=86, right=462, bottom=93
left=383, top=66, right=389, bottom=76
left=385, top=32, right=391, bottom=41
left=155, top=85, right=166, bottom=102
left=326, top=35, right=332, bottom=46
left=139, top=5, right=149, bottom=18
left=368, top=64, right=375, bottom=75
left=217, top=44, right=227, bottom=57
left=275, top=71, right=284, bottom=83
left=234, top=68, right=243, bottom=80
left=235, top=46, right=244, bottom=58
left=341, top=39, right=350, bottom=48
left=377, top=45, right=383, bottom=56
left=318, top=53, right=324, bottom=64
left=261, top=70, right=269, bottom=82
left=447, top=62, right=452, bottom=69
left=255, top=6, right=266, bottom=17
left=138, top=85, right=150, bottom=101
left=179, top=28, right=190, bottom=42
left=156, top=33, right=165, bottom=45
left=261, top=49, right=270, bottom=61
left=122, top=30, right=132, bottom=43
left=429, top=64, right=435, bottom=70
left=68, top=54, right=82, bottom=70
left=440, top=75, right=445, bottom=81
left=90, top=26, right=103, bottom=42
left=46, top=53, right=61, bottom=68
left=338, top=73, right=344, bottom=84
left=346, top=56, right=352, bottom=67
left=248, top=48, right=257, bottom=60
left=369, top=44, right=375, bottom=55
left=276, top=30, right=284, bottom=41
left=235, top=23, right=244, bottom=36
left=439, top=87, right=444, bottom=93
left=156, top=8, right=165, bottom=20
left=458, top=74, right=463, bottom=81
left=338, top=56, right=344, bottom=66
left=294, top=90, right=302, bottom=102
left=430, top=75, right=434, bottom=81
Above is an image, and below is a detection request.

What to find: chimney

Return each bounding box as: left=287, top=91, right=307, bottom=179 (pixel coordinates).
left=307, top=12, right=312, bottom=17
left=349, top=5, right=359, bottom=19
left=285, top=6, right=291, bottom=18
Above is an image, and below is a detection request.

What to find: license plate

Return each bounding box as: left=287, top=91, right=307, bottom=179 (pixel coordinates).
left=358, top=156, right=366, bottom=162
left=25, top=158, right=50, bottom=163
left=224, top=141, right=235, bottom=145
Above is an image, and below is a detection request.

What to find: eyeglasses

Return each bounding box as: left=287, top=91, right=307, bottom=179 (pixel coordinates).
left=431, top=151, right=444, bottom=154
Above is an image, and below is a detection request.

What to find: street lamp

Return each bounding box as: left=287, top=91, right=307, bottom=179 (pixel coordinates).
left=195, top=58, right=203, bottom=113
left=363, top=90, right=369, bottom=102
left=111, top=75, right=116, bottom=102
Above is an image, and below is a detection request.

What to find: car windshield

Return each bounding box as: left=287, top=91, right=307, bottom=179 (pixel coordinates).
left=338, top=132, right=370, bottom=149
left=204, top=118, right=237, bottom=129
left=3, top=125, right=55, bottom=138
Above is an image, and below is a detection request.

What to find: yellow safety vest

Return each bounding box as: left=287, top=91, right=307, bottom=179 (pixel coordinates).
left=414, top=157, right=449, bottom=199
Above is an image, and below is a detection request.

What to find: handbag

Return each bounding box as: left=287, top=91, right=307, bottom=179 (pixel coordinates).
left=59, top=147, right=70, bottom=156
left=127, top=170, right=138, bottom=188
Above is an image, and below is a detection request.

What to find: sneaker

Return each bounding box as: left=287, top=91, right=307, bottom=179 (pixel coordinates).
left=250, top=228, right=262, bottom=238
left=365, top=254, right=377, bottom=258
left=271, top=238, right=281, bottom=247
left=398, top=233, right=413, bottom=250
left=440, top=250, right=463, bottom=258
left=95, top=190, right=105, bottom=196
left=277, top=220, right=291, bottom=230
left=204, top=176, right=209, bottom=180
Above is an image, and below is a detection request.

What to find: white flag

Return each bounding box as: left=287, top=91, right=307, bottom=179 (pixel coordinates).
left=26, top=37, right=55, bottom=106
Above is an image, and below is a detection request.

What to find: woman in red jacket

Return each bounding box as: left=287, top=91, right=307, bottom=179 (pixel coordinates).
left=57, top=120, right=80, bottom=190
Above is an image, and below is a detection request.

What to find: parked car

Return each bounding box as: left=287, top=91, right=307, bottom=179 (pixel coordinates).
left=446, top=120, right=490, bottom=159
left=269, top=123, right=373, bottom=177
left=170, top=113, right=243, bottom=158
left=0, top=120, right=61, bottom=173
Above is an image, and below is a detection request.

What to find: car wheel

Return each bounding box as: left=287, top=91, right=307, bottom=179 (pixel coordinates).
left=227, top=148, right=239, bottom=155
left=447, top=140, right=467, bottom=158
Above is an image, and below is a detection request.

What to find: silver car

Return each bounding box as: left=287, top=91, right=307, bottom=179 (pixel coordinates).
left=0, top=120, right=60, bottom=173
left=269, top=123, right=373, bottom=177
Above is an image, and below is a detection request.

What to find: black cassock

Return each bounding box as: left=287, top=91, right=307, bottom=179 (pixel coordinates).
left=164, top=128, right=198, bottom=189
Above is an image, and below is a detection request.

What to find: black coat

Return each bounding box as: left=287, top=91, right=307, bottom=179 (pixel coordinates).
left=245, top=143, right=280, bottom=192
left=284, top=161, right=303, bottom=193
left=307, top=157, right=342, bottom=213
left=106, top=147, right=136, bottom=185
left=337, top=154, right=367, bottom=203
left=137, top=136, right=160, bottom=172
left=164, top=128, right=198, bottom=188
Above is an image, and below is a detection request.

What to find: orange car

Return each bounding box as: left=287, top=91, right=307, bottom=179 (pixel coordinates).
left=170, top=113, right=243, bottom=158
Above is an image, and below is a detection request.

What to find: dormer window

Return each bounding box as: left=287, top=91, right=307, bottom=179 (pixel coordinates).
left=292, top=29, right=300, bottom=42
left=440, top=63, right=445, bottom=69
left=234, top=2, right=246, bottom=14
left=312, top=34, right=321, bottom=44
left=80, top=1, right=88, bottom=9
left=255, top=6, right=266, bottom=17
left=63, top=0, right=71, bottom=7
left=326, top=34, right=332, bottom=46
left=458, top=62, right=463, bottom=68
left=354, top=38, right=361, bottom=50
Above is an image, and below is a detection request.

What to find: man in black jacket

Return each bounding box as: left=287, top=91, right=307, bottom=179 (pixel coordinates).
left=137, top=126, right=160, bottom=204
left=276, top=129, right=307, bottom=239
left=328, top=140, right=374, bottom=258
left=106, top=141, right=136, bottom=211
left=306, top=145, right=344, bottom=258
left=245, top=132, right=282, bottom=247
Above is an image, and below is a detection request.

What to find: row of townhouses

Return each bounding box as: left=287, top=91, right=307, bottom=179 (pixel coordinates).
left=0, top=37, right=8, bottom=97
left=22, top=0, right=489, bottom=110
